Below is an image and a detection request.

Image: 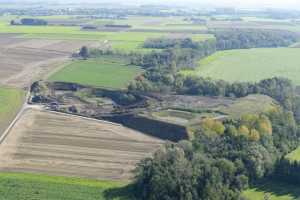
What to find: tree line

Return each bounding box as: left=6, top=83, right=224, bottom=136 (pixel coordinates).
left=143, top=37, right=216, bottom=50
left=11, top=18, right=48, bottom=26
left=142, top=29, right=298, bottom=52
left=214, top=29, right=299, bottom=50
left=132, top=38, right=217, bottom=69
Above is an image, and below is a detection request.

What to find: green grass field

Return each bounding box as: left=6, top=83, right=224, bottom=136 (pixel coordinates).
left=49, top=57, right=143, bottom=89
left=181, top=48, right=300, bottom=85
left=219, top=94, right=276, bottom=119
left=0, top=18, right=213, bottom=52
left=0, top=87, right=24, bottom=134
left=7, top=15, right=208, bottom=32
left=243, top=180, right=300, bottom=200
left=285, top=146, right=300, bottom=161
left=0, top=172, right=134, bottom=200
left=20, top=30, right=212, bottom=52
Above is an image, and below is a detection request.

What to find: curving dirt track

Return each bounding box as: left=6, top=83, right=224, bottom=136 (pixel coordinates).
left=0, top=108, right=163, bottom=180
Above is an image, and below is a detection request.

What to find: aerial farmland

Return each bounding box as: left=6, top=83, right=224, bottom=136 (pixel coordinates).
left=0, top=7, right=216, bottom=198
left=1, top=1, right=300, bottom=200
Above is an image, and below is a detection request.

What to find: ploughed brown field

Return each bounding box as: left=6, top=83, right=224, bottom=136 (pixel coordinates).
left=0, top=108, right=163, bottom=180
left=0, top=34, right=95, bottom=88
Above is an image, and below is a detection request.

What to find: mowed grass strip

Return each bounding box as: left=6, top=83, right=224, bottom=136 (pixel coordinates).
left=49, top=57, right=143, bottom=89
left=0, top=172, right=134, bottom=200
left=181, top=48, right=300, bottom=85
left=243, top=180, right=300, bottom=200
left=0, top=87, right=24, bottom=133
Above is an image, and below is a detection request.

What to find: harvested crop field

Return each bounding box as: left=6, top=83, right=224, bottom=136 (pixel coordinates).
left=0, top=34, right=96, bottom=88
left=0, top=108, right=163, bottom=180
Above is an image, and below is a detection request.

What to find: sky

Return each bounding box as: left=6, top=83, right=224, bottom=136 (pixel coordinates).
left=126, top=0, right=300, bottom=9
left=6, top=0, right=300, bottom=10
left=196, top=0, right=300, bottom=9
left=64, top=0, right=300, bottom=10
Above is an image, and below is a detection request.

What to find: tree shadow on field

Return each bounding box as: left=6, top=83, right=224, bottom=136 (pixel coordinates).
left=250, top=178, right=300, bottom=199
left=104, top=184, right=138, bottom=200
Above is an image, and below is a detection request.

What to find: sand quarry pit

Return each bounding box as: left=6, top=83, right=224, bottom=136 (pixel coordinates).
left=0, top=34, right=96, bottom=88
left=0, top=108, right=163, bottom=180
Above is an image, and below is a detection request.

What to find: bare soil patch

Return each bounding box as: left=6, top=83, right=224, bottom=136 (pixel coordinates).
left=0, top=34, right=95, bottom=88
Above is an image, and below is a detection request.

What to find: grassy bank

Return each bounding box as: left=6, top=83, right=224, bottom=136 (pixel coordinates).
left=0, top=172, right=134, bottom=200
